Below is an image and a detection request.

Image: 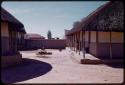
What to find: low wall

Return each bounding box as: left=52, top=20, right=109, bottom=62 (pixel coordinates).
left=90, top=42, right=123, bottom=59
left=25, top=39, right=66, bottom=50
left=89, top=42, right=97, bottom=57
left=42, top=39, right=66, bottom=49
left=1, top=36, right=10, bottom=56
left=1, top=53, right=22, bottom=68
left=25, top=39, right=42, bottom=49
left=111, top=43, right=123, bottom=59
left=97, top=43, right=110, bottom=59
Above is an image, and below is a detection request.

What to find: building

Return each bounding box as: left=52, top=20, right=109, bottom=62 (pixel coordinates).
left=24, top=33, right=66, bottom=49
left=1, top=7, right=26, bottom=68
left=42, top=39, right=66, bottom=49
left=17, top=31, right=26, bottom=50
left=64, top=29, right=70, bottom=46
left=24, top=33, right=45, bottom=49
left=66, top=1, right=124, bottom=59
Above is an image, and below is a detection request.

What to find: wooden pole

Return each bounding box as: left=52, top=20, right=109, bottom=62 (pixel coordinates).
left=69, top=36, right=70, bottom=48
left=83, top=30, right=85, bottom=59
left=75, top=34, right=77, bottom=53
left=82, top=29, right=85, bottom=59
left=72, top=35, right=74, bottom=50
left=70, top=35, right=71, bottom=50
left=69, top=36, right=70, bottom=49
left=96, top=31, right=99, bottom=58
left=69, top=36, right=71, bottom=49
left=71, top=35, right=72, bottom=50
left=76, top=32, right=78, bottom=53
left=72, top=35, right=75, bottom=51
left=70, top=36, right=72, bottom=49
left=72, top=35, right=73, bottom=50
left=79, top=31, right=80, bottom=55
left=110, top=31, right=112, bottom=59
left=82, top=30, right=83, bottom=57
left=73, top=35, right=74, bottom=51
left=88, top=31, right=90, bottom=51
left=75, top=33, right=76, bottom=52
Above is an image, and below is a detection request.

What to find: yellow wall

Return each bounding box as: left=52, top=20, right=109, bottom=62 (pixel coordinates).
left=98, top=32, right=110, bottom=43
left=1, top=22, right=9, bottom=37
left=111, top=32, right=123, bottom=43
left=98, top=32, right=123, bottom=43
left=90, top=31, right=96, bottom=42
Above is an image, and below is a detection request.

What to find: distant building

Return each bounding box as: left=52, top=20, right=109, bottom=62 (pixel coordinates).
left=24, top=33, right=45, bottom=49
left=1, top=7, right=26, bottom=68
left=25, top=33, right=45, bottom=40
left=42, top=39, right=66, bottom=49
left=24, top=33, right=66, bottom=49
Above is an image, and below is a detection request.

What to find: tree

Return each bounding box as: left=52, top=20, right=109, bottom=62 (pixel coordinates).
left=47, top=30, right=52, bottom=39
left=73, top=21, right=81, bottom=29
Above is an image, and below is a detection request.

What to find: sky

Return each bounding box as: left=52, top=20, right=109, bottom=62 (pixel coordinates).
left=2, top=1, right=108, bottom=39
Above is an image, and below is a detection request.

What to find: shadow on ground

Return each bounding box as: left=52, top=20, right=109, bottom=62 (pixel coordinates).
left=1, top=58, right=52, bottom=84
left=105, top=63, right=124, bottom=68
left=36, top=55, right=51, bottom=58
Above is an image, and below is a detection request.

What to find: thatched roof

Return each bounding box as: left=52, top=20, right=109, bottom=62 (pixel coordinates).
left=84, top=1, right=124, bottom=31
left=1, top=7, right=26, bottom=33
left=67, top=1, right=124, bottom=36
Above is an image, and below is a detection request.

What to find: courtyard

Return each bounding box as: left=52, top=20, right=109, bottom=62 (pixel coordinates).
left=1, top=48, right=123, bottom=84
left=1, top=1, right=124, bottom=84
